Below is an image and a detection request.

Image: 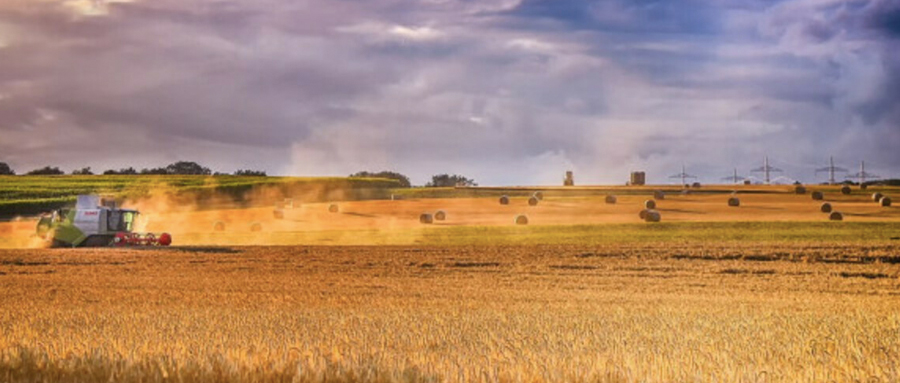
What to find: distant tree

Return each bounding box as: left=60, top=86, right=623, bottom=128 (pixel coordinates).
left=350, top=171, right=411, bottom=188
left=140, top=167, right=169, bottom=175
left=26, top=166, right=64, bottom=175
left=0, top=162, right=14, bottom=175
left=103, top=167, right=138, bottom=175
left=425, top=174, right=477, bottom=187
left=165, top=161, right=211, bottom=175
left=71, top=167, right=94, bottom=175
left=234, top=169, right=267, bottom=177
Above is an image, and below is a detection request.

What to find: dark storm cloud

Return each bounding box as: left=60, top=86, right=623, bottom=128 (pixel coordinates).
left=866, top=0, right=900, bottom=38
left=0, top=0, right=897, bottom=183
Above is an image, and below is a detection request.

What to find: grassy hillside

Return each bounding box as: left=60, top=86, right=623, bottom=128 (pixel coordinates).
left=392, top=183, right=891, bottom=199
left=0, top=175, right=400, bottom=218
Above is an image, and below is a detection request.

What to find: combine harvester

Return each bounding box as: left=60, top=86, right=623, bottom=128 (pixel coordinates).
left=36, top=195, right=172, bottom=248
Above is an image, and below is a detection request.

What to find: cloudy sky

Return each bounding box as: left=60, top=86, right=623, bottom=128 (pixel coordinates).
left=0, top=0, right=898, bottom=185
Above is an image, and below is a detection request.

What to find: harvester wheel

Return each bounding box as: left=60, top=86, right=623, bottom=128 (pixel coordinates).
left=113, top=233, right=129, bottom=246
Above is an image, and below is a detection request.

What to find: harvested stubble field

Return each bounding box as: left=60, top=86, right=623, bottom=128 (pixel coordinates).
left=2, top=242, right=900, bottom=382
left=2, top=187, right=900, bottom=382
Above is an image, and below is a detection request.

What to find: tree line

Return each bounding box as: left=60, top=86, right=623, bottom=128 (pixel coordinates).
left=0, top=161, right=266, bottom=177
left=348, top=171, right=476, bottom=188
left=0, top=161, right=477, bottom=187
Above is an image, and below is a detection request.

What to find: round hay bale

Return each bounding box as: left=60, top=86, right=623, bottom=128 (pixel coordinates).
left=639, top=209, right=648, bottom=220
left=419, top=213, right=434, bottom=224
left=213, top=221, right=226, bottom=232
left=533, top=191, right=544, bottom=200
left=273, top=209, right=284, bottom=219
left=795, top=185, right=807, bottom=194
left=434, top=210, right=446, bottom=221
left=881, top=196, right=892, bottom=207
left=643, top=210, right=661, bottom=222
left=811, top=191, right=824, bottom=200
left=653, top=190, right=665, bottom=200
left=250, top=222, right=262, bottom=232
left=644, top=200, right=656, bottom=209
left=499, top=195, right=510, bottom=205
left=820, top=202, right=832, bottom=213
left=860, top=184, right=868, bottom=190
left=873, top=192, right=884, bottom=202
left=528, top=196, right=539, bottom=206
left=681, top=189, right=691, bottom=195
left=829, top=211, right=843, bottom=221
left=605, top=195, right=617, bottom=204
left=515, top=215, right=528, bottom=225
left=328, top=204, right=339, bottom=213
left=743, top=180, right=751, bottom=185
left=691, top=182, right=701, bottom=188
left=727, top=197, right=740, bottom=207
left=841, top=185, right=851, bottom=195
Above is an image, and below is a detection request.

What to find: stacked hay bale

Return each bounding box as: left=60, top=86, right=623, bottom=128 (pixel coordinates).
left=811, top=191, right=824, bottom=200
left=250, top=222, right=263, bottom=232
left=881, top=196, right=892, bottom=207
left=653, top=190, right=665, bottom=200
left=213, top=221, right=226, bottom=232
left=499, top=195, right=510, bottom=205
left=727, top=197, right=740, bottom=207
left=528, top=196, right=539, bottom=206
left=841, top=185, right=851, bottom=195
left=829, top=212, right=843, bottom=221
left=605, top=195, right=617, bottom=204
left=795, top=185, right=807, bottom=194
left=644, top=200, right=656, bottom=209
left=515, top=215, right=528, bottom=225
left=434, top=210, right=447, bottom=221
left=820, top=203, right=832, bottom=213
left=419, top=213, right=434, bottom=224
left=328, top=204, right=340, bottom=213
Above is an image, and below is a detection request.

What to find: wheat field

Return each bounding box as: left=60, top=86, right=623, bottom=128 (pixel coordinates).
left=2, top=242, right=899, bottom=382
